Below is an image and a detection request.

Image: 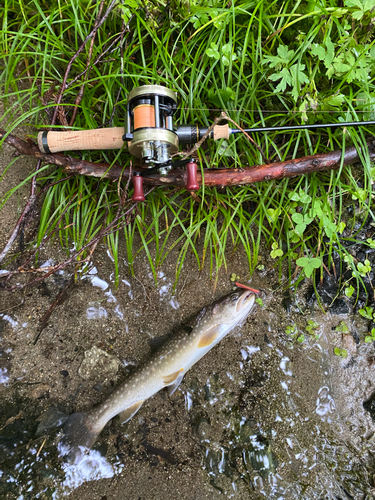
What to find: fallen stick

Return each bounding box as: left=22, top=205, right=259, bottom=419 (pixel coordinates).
left=1, top=130, right=375, bottom=188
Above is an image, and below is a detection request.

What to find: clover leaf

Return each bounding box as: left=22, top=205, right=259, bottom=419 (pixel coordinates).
left=296, top=256, right=321, bottom=278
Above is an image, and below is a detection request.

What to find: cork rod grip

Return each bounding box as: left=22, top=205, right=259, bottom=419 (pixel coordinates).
left=213, top=124, right=229, bottom=140
left=37, top=127, right=125, bottom=153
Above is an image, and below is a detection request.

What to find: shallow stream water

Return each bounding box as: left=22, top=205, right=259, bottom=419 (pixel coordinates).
left=1, top=240, right=375, bottom=499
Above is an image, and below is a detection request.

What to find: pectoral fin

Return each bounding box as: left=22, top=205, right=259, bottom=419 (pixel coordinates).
left=197, top=325, right=225, bottom=348
left=119, top=400, right=144, bottom=424
left=165, top=369, right=185, bottom=396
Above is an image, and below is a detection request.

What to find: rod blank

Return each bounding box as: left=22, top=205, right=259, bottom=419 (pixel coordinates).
left=230, top=120, right=375, bottom=135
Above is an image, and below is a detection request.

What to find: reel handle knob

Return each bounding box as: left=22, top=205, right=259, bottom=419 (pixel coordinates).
left=132, top=173, right=145, bottom=202
left=186, top=160, right=199, bottom=191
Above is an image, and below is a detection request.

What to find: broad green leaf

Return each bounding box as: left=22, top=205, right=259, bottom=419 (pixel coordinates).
left=267, top=208, right=281, bottom=222
left=295, top=223, right=306, bottom=236
left=222, top=43, right=231, bottom=56
left=325, top=36, right=335, bottom=68
left=278, top=45, right=295, bottom=62
left=311, top=44, right=326, bottom=61
left=296, top=257, right=310, bottom=267
left=298, top=189, right=312, bottom=204
left=334, top=61, right=351, bottom=73
left=292, top=213, right=304, bottom=225
left=324, top=94, right=345, bottom=107
left=206, top=48, right=220, bottom=59
left=346, top=0, right=363, bottom=8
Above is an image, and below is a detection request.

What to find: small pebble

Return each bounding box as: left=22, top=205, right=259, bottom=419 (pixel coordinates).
left=31, top=384, right=50, bottom=399
left=342, top=333, right=356, bottom=354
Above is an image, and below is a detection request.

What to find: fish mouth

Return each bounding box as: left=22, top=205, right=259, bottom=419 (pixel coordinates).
left=236, top=290, right=256, bottom=313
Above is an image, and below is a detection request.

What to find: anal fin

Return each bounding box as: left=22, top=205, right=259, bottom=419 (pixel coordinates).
left=119, top=400, right=144, bottom=424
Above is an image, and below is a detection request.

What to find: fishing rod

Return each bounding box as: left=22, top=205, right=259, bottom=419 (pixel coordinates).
left=38, top=84, right=375, bottom=202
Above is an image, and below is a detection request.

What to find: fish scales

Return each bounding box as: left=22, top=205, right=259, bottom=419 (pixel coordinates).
left=60, top=289, right=256, bottom=462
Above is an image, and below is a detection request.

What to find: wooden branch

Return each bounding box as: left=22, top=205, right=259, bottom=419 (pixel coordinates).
left=2, top=130, right=375, bottom=189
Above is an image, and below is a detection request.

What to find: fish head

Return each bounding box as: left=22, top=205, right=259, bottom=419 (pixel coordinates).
left=211, top=289, right=256, bottom=326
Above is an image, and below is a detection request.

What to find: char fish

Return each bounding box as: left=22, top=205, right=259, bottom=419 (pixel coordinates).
left=60, top=289, right=256, bottom=460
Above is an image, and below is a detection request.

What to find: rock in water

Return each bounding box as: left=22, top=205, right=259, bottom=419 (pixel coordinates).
left=78, top=346, right=120, bottom=381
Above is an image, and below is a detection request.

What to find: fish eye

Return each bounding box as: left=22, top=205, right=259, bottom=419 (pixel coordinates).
left=231, top=294, right=239, bottom=302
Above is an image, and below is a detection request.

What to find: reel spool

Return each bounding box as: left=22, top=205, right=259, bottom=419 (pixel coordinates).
left=124, top=85, right=178, bottom=173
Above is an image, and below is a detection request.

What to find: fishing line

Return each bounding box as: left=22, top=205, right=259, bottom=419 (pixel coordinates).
left=178, top=107, right=374, bottom=114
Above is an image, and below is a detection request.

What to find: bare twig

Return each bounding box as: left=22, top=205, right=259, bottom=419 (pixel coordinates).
left=223, top=113, right=270, bottom=164
left=36, top=438, right=47, bottom=458
left=178, top=113, right=227, bottom=161
left=50, top=0, right=118, bottom=127
left=34, top=278, right=74, bottom=345
left=69, top=0, right=105, bottom=127
left=67, top=17, right=134, bottom=90
left=18, top=195, right=78, bottom=271
left=0, top=159, right=42, bottom=264
left=2, top=129, right=375, bottom=190
left=0, top=195, right=141, bottom=290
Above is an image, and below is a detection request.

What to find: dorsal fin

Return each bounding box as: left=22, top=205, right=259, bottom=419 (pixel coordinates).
left=119, top=400, right=144, bottom=424
left=197, top=324, right=225, bottom=348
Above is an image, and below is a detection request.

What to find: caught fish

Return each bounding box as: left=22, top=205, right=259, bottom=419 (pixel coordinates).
left=60, top=289, right=256, bottom=460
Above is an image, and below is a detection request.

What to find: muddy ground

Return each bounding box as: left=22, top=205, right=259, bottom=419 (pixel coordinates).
left=1, top=125, right=375, bottom=499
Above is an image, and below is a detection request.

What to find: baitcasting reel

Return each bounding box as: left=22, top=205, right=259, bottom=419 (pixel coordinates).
left=124, top=84, right=178, bottom=171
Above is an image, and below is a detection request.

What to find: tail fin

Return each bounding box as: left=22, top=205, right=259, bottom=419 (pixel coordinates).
left=59, top=412, right=104, bottom=463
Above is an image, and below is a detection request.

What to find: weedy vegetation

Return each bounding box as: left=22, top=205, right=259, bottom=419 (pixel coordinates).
left=0, top=0, right=375, bottom=296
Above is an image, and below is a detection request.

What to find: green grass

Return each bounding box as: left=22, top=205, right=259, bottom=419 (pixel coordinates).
left=1, top=0, right=375, bottom=295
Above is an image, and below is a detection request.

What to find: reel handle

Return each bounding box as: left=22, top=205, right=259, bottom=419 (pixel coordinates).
left=38, top=127, right=124, bottom=153
left=132, top=173, right=145, bottom=202
left=186, top=160, right=199, bottom=191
